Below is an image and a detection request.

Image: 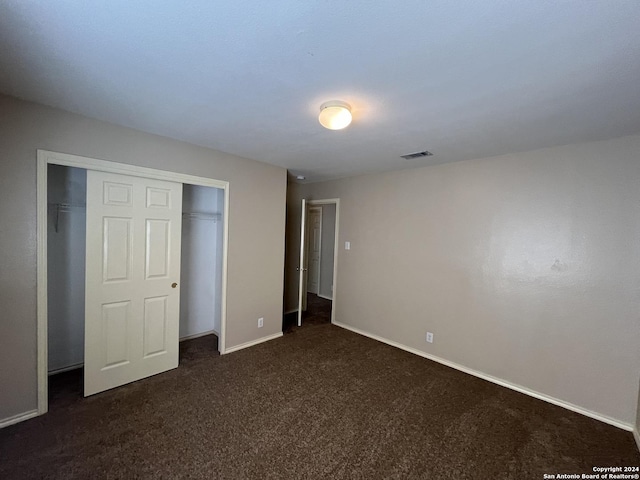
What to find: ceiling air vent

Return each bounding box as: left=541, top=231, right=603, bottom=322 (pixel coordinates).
left=400, top=150, right=433, bottom=160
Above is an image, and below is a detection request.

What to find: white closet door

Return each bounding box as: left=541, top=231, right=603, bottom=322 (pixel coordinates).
left=84, top=170, right=182, bottom=396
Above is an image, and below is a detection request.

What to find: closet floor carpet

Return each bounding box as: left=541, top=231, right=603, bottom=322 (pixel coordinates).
left=1, top=325, right=638, bottom=479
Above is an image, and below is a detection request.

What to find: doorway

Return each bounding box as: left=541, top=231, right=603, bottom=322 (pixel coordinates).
left=294, top=199, right=339, bottom=329
left=306, top=207, right=322, bottom=296
left=37, top=150, right=229, bottom=415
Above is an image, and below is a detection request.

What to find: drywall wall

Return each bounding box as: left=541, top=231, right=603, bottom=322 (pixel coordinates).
left=0, top=94, right=286, bottom=423
left=180, top=184, right=224, bottom=339
left=636, top=378, right=640, bottom=448
left=47, top=165, right=86, bottom=372
left=319, top=204, right=336, bottom=299
left=286, top=134, right=640, bottom=426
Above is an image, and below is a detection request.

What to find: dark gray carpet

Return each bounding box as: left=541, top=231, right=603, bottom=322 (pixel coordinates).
left=1, top=323, right=638, bottom=479
left=283, top=293, right=332, bottom=332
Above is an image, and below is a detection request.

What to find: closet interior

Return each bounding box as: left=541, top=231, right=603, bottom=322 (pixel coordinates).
left=47, top=164, right=224, bottom=386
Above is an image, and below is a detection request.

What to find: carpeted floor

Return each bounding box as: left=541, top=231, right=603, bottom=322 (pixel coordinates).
left=283, top=292, right=332, bottom=332
left=1, top=323, right=638, bottom=479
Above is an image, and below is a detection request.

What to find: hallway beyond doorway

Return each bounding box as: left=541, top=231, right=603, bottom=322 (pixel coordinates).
left=283, top=294, right=331, bottom=333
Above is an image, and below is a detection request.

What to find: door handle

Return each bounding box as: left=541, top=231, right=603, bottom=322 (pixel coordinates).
left=171, top=282, right=178, bottom=288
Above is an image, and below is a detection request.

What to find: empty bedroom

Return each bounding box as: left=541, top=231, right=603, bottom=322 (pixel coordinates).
left=1, top=1, right=640, bottom=479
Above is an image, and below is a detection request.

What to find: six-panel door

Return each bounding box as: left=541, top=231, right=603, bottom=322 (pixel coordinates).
left=84, top=170, right=182, bottom=396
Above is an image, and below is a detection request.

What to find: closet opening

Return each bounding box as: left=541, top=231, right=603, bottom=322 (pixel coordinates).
left=47, top=165, right=87, bottom=401
left=46, top=164, right=225, bottom=404
left=179, top=184, right=224, bottom=356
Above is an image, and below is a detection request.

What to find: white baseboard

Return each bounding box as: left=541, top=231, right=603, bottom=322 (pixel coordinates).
left=179, top=329, right=218, bottom=342
left=48, top=362, right=83, bottom=375
left=634, top=428, right=640, bottom=453
left=317, top=294, right=333, bottom=301
left=0, top=409, right=39, bottom=429
left=333, top=321, right=633, bottom=432
left=224, top=332, right=283, bottom=354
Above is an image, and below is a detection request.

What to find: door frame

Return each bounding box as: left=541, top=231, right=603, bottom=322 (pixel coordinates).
left=297, top=198, right=340, bottom=326
left=36, top=150, right=230, bottom=415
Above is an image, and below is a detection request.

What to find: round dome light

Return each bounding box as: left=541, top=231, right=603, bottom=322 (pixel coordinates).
left=318, top=100, right=352, bottom=130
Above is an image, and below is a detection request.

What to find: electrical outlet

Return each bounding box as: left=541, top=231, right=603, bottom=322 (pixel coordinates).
left=426, top=332, right=433, bottom=343
left=258, top=317, right=264, bottom=328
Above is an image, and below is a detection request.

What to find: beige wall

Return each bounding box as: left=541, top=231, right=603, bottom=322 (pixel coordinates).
left=0, top=94, right=287, bottom=422
left=637, top=379, right=640, bottom=439
left=286, top=134, right=640, bottom=426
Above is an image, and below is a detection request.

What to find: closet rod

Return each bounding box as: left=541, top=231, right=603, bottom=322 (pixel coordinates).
left=48, top=202, right=86, bottom=210
left=182, top=212, right=222, bottom=222
left=48, top=203, right=86, bottom=232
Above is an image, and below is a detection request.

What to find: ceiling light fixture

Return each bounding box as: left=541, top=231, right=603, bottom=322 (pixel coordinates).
left=296, top=175, right=305, bottom=180
left=318, top=100, right=352, bottom=130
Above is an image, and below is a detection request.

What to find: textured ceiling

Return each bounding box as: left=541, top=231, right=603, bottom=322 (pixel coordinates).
left=1, top=1, right=640, bottom=182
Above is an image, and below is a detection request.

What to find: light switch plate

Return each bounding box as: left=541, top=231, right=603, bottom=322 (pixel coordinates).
left=345, top=241, right=351, bottom=250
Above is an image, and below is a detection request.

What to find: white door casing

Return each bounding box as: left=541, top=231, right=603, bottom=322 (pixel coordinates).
left=306, top=207, right=322, bottom=295
left=84, top=170, right=182, bottom=396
